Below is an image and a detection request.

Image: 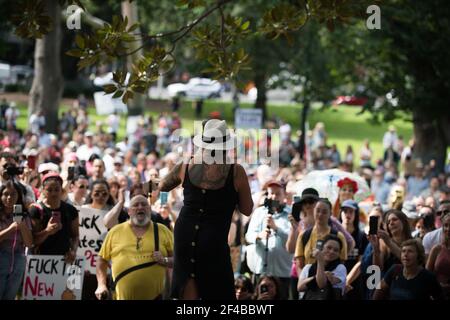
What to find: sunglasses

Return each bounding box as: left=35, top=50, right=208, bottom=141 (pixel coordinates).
left=437, top=210, right=450, bottom=216
left=78, top=185, right=88, bottom=189
left=93, top=191, right=108, bottom=197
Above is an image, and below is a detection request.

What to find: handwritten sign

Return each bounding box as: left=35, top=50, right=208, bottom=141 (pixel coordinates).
left=78, top=207, right=109, bottom=274
left=22, top=255, right=85, bottom=300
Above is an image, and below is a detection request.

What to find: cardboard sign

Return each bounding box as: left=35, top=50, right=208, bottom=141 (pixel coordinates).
left=22, top=255, right=85, bottom=300
left=78, top=207, right=109, bottom=274
left=235, top=108, right=263, bottom=129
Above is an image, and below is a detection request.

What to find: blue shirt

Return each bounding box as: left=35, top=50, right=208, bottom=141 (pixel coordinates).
left=245, top=205, right=293, bottom=277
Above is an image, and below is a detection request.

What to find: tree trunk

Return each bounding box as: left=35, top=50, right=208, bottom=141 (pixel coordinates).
left=121, top=1, right=144, bottom=116
left=254, top=70, right=267, bottom=121
left=29, top=0, right=63, bottom=133
left=412, top=107, right=449, bottom=173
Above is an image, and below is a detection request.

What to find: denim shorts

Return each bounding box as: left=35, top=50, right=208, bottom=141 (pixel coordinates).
left=0, top=250, right=26, bottom=300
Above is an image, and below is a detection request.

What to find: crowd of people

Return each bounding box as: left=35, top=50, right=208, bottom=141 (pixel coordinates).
left=0, top=96, right=449, bottom=300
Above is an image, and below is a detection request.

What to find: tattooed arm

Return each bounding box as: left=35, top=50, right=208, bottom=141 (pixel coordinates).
left=159, top=163, right=183, bottom=192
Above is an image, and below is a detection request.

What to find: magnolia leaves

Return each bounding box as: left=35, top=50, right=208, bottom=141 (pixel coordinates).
left=191, top=15, right=251, bottom=80
left=11, top=0, right=52, bottom=39
left=260, top=2, right=308, bottom=45
left=12, top=0, right=373, bottom=104
left=66, top=15, right=140, bottom=70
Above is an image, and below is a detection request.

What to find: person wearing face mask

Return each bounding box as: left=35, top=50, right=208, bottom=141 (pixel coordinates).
left=95, top=195, right=174, bottom=300
left=298, top=234, right=347, bottom=300
left=29, top=173, right=79, bottom=263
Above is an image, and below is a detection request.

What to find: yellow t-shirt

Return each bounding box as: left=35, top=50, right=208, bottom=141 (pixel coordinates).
left=294, top=226, right=347, bottom=265
left=99, top=221, right=174, bottom=300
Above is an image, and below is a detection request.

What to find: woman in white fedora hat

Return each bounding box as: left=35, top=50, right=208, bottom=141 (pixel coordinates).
left=158, top=119, right=253, bottom=300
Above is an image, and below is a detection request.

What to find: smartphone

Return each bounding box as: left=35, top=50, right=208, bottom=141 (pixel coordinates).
left=160, top=192, right=168, bottom=205
left=13, top=205, right=23, bottom=223
left=67, top=166, right=75, bottom=181
left=315, top=240, right=324, bottom=251
left=52, top=211, right=61, bottom=224
left=369, top=216, right=379, bottom=235
left=27, top=155, right=37, bottom=170
left=293, top=196, right=301, bottom=203
left=143, top=181, right=152, bottom=197
left=291, top=202, right=302, bottom=222
left=260, top=284, right=268, bottom=294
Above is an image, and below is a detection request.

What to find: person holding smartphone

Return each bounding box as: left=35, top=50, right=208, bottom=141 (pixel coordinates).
left=294, top=199, right=348, bottom=280
left=255, top=275, right=282, bottom=300
left=29, top=173, right=79, bottom=264
left=338, top=200, right=369, bottom=300
left=0, top=181, right=33, bottom=300
left=298, top=234, right=347, bottom=300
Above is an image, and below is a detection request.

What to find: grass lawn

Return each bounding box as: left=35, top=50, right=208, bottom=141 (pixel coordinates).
left=14, top=97, right=413, bottom=162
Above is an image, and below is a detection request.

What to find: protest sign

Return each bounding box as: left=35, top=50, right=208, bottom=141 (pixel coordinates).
left=235, top=108, right=263, bottom=129
left=22, top=255, right=85, bottom=300
left=78, top=207, right=108, bottom=274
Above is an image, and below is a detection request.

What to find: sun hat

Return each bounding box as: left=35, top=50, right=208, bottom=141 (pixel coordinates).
left=192, top=119, right=235, bottom=150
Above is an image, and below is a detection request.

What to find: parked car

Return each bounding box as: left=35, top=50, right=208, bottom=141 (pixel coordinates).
left=167, top=77, right=223, bottom=99
left=332, top=95, right=368, bottom=106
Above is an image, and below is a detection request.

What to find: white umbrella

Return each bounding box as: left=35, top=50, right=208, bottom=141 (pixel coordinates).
left=295, top=169, right=372, bottom=203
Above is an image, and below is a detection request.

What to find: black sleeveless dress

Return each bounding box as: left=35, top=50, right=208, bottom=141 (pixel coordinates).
left=171, top=164, right=238, bottom=300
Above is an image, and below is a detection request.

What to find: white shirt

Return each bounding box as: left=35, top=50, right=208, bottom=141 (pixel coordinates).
left=107, top=114, right=120, bottom=132
left=383, top=131, right=398, bottom=150
left=29, top=114, right=45, bottom=134
left=5, top=107, right=19, bottom=125
left=76, top=144, right=101, bottom=162
left=423, top=228, right=443, bottom=254
left=299, top=263, right=347, bottom=296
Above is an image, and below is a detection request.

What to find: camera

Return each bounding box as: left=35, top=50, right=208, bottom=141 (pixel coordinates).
left=264, top=198, right=280, bottom=214
left=3, top=164, right=24, bottom=178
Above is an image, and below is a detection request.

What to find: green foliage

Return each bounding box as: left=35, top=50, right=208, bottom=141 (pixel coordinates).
left=11, top=0, right=52, bottom=39
left=259, top=2, right=308, bottom=44
left=191, top=14, right=251, bottom=80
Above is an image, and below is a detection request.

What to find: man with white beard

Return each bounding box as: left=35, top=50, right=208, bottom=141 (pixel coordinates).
left=95, top=195, right=174, bottom=300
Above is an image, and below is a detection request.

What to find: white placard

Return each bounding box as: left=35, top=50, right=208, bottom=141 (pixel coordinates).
left=22, top=255, right=85, bottom=300
left=235, top=108, right=263, bottom=129
left=78, top=207, right=108, bottom=274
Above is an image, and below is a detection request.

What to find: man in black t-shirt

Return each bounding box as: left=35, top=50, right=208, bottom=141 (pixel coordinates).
left=30, top=173, right=79, bottom=262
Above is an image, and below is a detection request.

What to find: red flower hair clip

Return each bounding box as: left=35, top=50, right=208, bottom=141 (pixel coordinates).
left=337, top=177, right=358, bottom=193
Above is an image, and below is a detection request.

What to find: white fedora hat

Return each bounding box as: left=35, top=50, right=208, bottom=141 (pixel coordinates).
left=192, top=119, right=235, bottom=150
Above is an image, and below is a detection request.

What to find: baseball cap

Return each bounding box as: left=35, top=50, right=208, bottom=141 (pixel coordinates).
left=38, top=162, right=60, bottom=174
left=42, top=172, right=63, bottom=185
left=341, top=199, right=359, bottom=211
